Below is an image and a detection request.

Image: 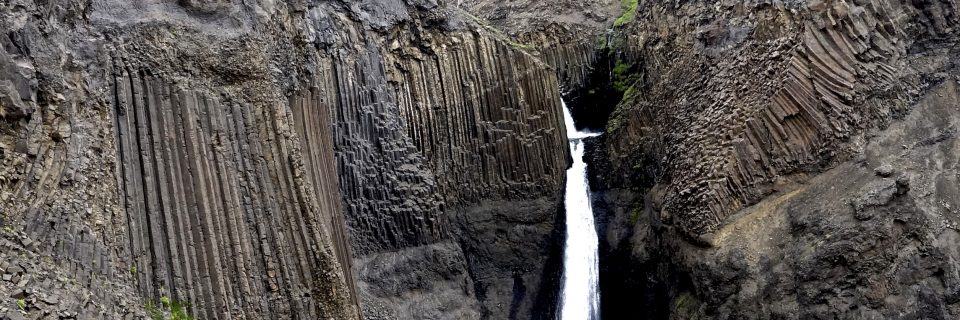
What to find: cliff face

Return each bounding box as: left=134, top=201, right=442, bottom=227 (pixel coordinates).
left=7, top=0, right=958, bottom=319
left=0, top=0, right=570, bottom=319
left=310, top=6, right=570, bottom=317
left=587, top=0, right=960, bottom=318
left=1, top=1, right=360, bottom=318
left=459, top=0, right=622, bottom=127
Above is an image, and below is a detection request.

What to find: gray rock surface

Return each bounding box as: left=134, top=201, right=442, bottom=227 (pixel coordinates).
left=573, top=0, right=960, bottom=318
left=9, top=0, right=959, bottom=319
left=0, top=0, right=570, bottom=319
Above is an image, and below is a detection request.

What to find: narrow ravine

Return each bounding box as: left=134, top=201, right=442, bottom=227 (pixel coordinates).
left=559, top=98, right=602, bottom=320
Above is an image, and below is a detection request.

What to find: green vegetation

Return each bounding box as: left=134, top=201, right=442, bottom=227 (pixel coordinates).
left=146, top=302, right=164, bottom=320
left=130, top=265, right=138, bottom=274
left=673, top=291, right=702, bottom=319
left=614, top=0, right=639, bottom=27
left=146, top=296, right=193, bottom=320
left=629, top=206, right=643, bottom=224
left=612, top=61, right=640, bottom=93
left=16, top=298, right=26, bottom=311
left=167, top=301, right=193, bottom=320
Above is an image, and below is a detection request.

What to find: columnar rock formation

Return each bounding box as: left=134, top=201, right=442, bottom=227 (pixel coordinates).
left=6, top=0, right=959, bottom=319
left=111, top=72, right=357, bottom=319
left=1, top=0, right=571, bottom=319
left=604, top=0, right=923, bottom=237
left=586, top=0, right=960, bottom=318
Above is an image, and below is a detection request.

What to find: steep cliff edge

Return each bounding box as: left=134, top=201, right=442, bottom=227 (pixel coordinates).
left=1, top=1, right=361, bottom=318
left=0, top=0, right=570, bottom=319
left=7, top=0, right=957, bottom=319
left=587, top=0, right=960, bottom=318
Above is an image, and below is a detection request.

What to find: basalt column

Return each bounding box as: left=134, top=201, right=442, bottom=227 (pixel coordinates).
left=110, top=67, right=359, bottom=319
left=296, top=10, right=572, bottom=317
left=387, top=32, right=569, bottom=319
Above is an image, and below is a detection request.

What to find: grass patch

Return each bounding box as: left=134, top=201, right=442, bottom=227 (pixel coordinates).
left=614, top=0, right=639, bottom=27
left=146, top=302, right=164, bottom=320
left=168, top=301, right=193, bottom=320
left=145, top=296, right=193, bottom=320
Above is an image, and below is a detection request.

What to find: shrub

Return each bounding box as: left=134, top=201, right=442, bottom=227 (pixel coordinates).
left=614, top=0, right=639, bottom=27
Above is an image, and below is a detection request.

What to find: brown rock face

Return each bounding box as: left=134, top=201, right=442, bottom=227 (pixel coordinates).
left=581, top=0, right=960, bottom=318
left=9, top=0, right=958, bottom=318
left=1, top=0, right=570, bottom=319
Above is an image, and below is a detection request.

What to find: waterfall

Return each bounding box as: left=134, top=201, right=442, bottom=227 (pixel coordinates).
left=559, top=99, right=601, bottom=320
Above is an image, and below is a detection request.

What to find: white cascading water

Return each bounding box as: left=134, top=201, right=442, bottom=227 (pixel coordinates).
left=559, top=99, right=601, bottom=320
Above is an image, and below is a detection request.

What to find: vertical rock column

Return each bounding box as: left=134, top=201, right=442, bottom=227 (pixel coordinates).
left=110, top=65, right=357, bottom=319
left=387, top=31, right=570, bottom=318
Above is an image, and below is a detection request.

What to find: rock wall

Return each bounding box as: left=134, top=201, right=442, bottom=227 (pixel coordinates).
left=300, top=7, right=571, bottom=317
left=587, top=0, right=960, bottom=318
left=386, top=31, right=570, bottom=319
left=604, top=0, right=939, bottom=238
left=110, top=71, right=356, bottom=319
left=1, top=0, right=573, bottom=319
left=2, top=1, right=363, bottom=318
left=458, top=0, right=622, bottom=129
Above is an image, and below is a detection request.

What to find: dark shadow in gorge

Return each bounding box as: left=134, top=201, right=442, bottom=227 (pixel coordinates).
left=561, top=58, right=694, bottom=319
left=561, top=48, right=621, bottom=133
left=529, top=198, right=566, bottom=320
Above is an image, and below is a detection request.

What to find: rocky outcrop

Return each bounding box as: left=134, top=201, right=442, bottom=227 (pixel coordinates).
left=308, top=9, right=571, bottom=317
left=1, top=0, right=572, bottom=319
left=1, top=1, right=361, bottom=318
left=603, top=0, right=941, bottom=238
left=459, top=0, right=622, bottom=130
left=584, top=0, right=960, bottom=318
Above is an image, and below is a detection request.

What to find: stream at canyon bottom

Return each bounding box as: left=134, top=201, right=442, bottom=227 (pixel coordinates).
left=559, top=99, right=601, bottom=320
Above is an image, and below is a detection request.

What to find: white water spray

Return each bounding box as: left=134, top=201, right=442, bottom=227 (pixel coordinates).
left=559, top=99, right=601, bottom=320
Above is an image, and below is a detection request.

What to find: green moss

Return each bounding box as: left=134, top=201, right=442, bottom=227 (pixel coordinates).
left=146, top=297, right=193, bottom=320
left=629, top=206, right=643, bottom=224
left=170, top=301, right=193, bottom=320
left=130, top=265, right=138, bottom=275
left=614, top=0, right=639, bottom=27
left=597, top=36, right=609, bottom=50
left=509, top=41, right=536, bottom=50
left=612, top=61, right=639, bottom=93
left=146, top=302, right=164, bottom=320
left=674, top=291, right=701, bottom=319
left=16, top=298, right=26, bottom=311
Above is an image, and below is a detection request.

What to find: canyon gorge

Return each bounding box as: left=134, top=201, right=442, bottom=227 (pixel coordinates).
left=1, top=0, right=960, bottom=319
